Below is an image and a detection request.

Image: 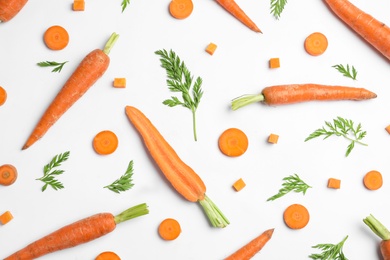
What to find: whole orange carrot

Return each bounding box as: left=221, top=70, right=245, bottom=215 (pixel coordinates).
left=231, top=84, right=377, bottom=110
left=215, top=0, right=261, bottom=33
left=324, top=0, right=390, bottom=61
left=125, top=106, right=229, bottom=228
left=225, top=228, right=274, bottom=260
left=22, top=33, right=119, bottom=150
left=364, top=214, right=390, bottom=260
left=4, top=203, right=148, bottom=259
left=0, top=0, right=28, bottom=22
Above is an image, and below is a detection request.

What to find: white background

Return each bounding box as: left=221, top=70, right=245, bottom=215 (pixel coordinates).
left=1, top=0, right=390, bottom=259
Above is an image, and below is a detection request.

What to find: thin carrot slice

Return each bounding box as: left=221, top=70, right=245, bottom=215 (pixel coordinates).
left=169, top=0, right=193, bottom=19
left=283, top=203, right=310, bottom=229
left=0, top=86, right=7, bottom=106
left=95, top=251, right=121, bottom=260
left=363, top=170, right=383, bottom=190
left=0, top=164, right=18, bottom=186
left=93, top=130, right=118, bottom=155
left=304, top=32, right=328, bottom=56
left=44, top=25, right=70, bottom=51
left=218, top=128, right=248, bottom=157
left=158, top=218, right=181, bottom=240
left=0, top=211, right=13, bottom=225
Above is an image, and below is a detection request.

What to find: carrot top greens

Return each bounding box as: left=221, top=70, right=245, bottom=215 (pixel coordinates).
left=332, top=64, right=358, bottom=80
left=37, top=61, right=68, bottom=73
left=270, top=0, right=288, bottom=19
left=267, top=174, right=311, bottom=201
left=104, top=160, right=135, bottom=193
left=121, top=0, right=130, bottom=12
left=309, top=236, right=349, bottom=260
left=36, top=151, right=70, bottom=191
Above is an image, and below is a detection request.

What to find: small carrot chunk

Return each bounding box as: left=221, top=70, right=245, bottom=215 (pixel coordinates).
left=304, top=32, right=328, bottom=56
left=73, top=0, right=85, bottom=11
left=158, top=218, right=181, bottom=240
left=385, top=125, right=390, bottom=134
left=93, top=130, right=119, bottom=155
left=283, top=203, right=310, bottom=229
left=218, top=128, right=249, bottom=157
left=206, top=43, right=217, bottom=55
left=327, top=178, right=341, bottom=189
left=0, top=86, right=7, bottom=106
left=269, top=58, right=280, bottom=68
left=169, top=0, right=193, bottom=19
left=95, top=251, right=121, bottom=260
left=363, top=170, right=383, bottom=190
left=267, top=133, right=279, bottom=144
left=233, top=178, right=246, bottom=191
left=0, top=211, right=13, bottom=225
left=113, top=78, right=126, bottom=88
left=43, top=25, right=70, bottom=51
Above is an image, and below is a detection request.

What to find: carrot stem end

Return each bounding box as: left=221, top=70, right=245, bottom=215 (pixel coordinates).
left=103, top=32, right=120, bottom=55
left=114, top=203, right=149, bottom=224
left=363, top=214, right=390, bottom=241
left=231, top=94, right=265, bottom=110
left=199, top=194, right=229, bottom=228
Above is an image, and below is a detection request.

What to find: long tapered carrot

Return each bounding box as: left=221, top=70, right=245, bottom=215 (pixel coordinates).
left=225, top=228, right=274, bottom=260
left=324, top=0, right=390, bottom=61
left=125, top=106, right=229, bottom=228
left=215, top=0, right=261, bottom=33
left=0, top=0, right=28, bottom=22
left=22, top=33, right=119, bottom=150
left=4, top=203, right=148, bottom=260
left=231, top=84, right=377, bottom=110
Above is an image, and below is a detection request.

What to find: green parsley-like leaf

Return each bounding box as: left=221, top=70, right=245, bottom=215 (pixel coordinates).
left=104, top=160, right=135, bottom=193
left=309, top=236, right=349, bottom=260
left=305, top=116, right=367, bottom=157
left=37, top=61, right=68, bottom=73
left=155, top=49, right=204, bottom=141
left=332, top=64, right=358, bottom=80
left=121, top=0, right=130, bottom=12
left=270, top=0, right=288, bottom=19
left=267, top=174, right=311, bottom=201
left=36, top=151, right=70, bottom=191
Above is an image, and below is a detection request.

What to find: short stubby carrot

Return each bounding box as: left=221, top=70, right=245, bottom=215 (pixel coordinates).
left=22, top=33, right=119, bottom=150
left=4, top=203, right=148, bottom=260
left=218, top=128, right=248, bottom=157
left=44, top=25, right=70, bottom=51
left=304, top=32, right=328, bottom=56
left=283, top=203, right=310, bottom=229
left=125, top=105, right=229, bottom=228
left=0, top=164, right=18, bottom=186
left=93, top=130, right=119, bottom=155
left=225, top=228, right=274, bottom=260
left=0, top=86, right=7, bottom=106
left=158, top=218, right=181, bottom=240
left=231, top=84, right=377, bottom=110
left=169, top=0, right=193, bottom=19
left=0, top=0, right=28, bottom=22
left=95, top=251, right=121, bottom=260
left=324, top=0, right=390, bottom=61
left=215, top=0, right=261, bottom=33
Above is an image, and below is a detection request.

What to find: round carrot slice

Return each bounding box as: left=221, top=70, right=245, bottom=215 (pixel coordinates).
left=95, top=251, right=121, bottom=260
left=218, top=128, right=248, bottom=157
left=304, top=32, right=328, bottom=56
left=44, top=25, right=70, bottom=50
left=169, top=0, right=193, bottom=19
left=363, top=170, right=383, bottom=190
left=0, top=86, right=7, bottom=106
left=93, top=130, right=118, bottom=155
left=283, top=203, right=310, bottom=229
left=158, top=218, right=181, bottom=240
left=0, top=164, right=18, bottom=186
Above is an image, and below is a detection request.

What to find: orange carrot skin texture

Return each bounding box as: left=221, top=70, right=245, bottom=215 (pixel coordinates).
left=4, top=213, right=115, bottom=260
left=324, top=0, right=390, bottom=60
left=125, top=106, right=206, bottom=202
left=0, top=0, right=28, bottom=22
left=262, top=84, right=377, bottom=106
left=225, top=228, right=274, bottom=260
left=215, top=0, right=261, bottom=33
left=381, top=240, right=390, bottom=260
left=23, top=49, right=110, bottom=150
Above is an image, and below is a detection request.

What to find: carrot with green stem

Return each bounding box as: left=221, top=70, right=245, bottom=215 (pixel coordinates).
left=363, top=214, right=390, bottom=260
left=22, top=32, right=119, bottom=150
left=0, top=0, right=28, bottom=22
left=231, top=84, right=377, bottom=110
left=125, top=106, right=229, bottom=228
left=4, top=203, right=149, bottom=259
left=215, top=0, right=261, bottom=33
left=324, top=0, right=390, bottom=61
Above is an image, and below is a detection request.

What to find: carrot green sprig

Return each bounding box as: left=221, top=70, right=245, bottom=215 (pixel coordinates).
left=270, top=0, right=288, bottom=19
left=121, top=0, right=130, bottom=12
left=37, top=61, right=68, bottom=73
left=309, top=236, right=349, bottom=260
left=332, top=64, right=358, bottom=80
left=155, top=49, right=203, bottom=141
left=267, top=174, right=311, bottom=201
left=305, top=117, right=367, bottom=157
left=36, top=151, right=70, bottom=191
left=104, top=160, right=135, bottom=193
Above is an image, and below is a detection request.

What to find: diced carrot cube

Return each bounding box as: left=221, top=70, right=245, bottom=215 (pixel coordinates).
left=73, top=0, right=85, bottom=11
left=385, top=125, right=390, bottom=134
left=233, top=178, right=246, bottom=192
left=0, top=211, right=13, bottom=225
left=327, top=178, right=341, bottom=189
left=113, top=78, right=126, bottom=88
left=206, top=43, right=217, bottom=55
left=268, top=133, right=279, bottom=144
left=269, top=58, right=280, bottom=69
